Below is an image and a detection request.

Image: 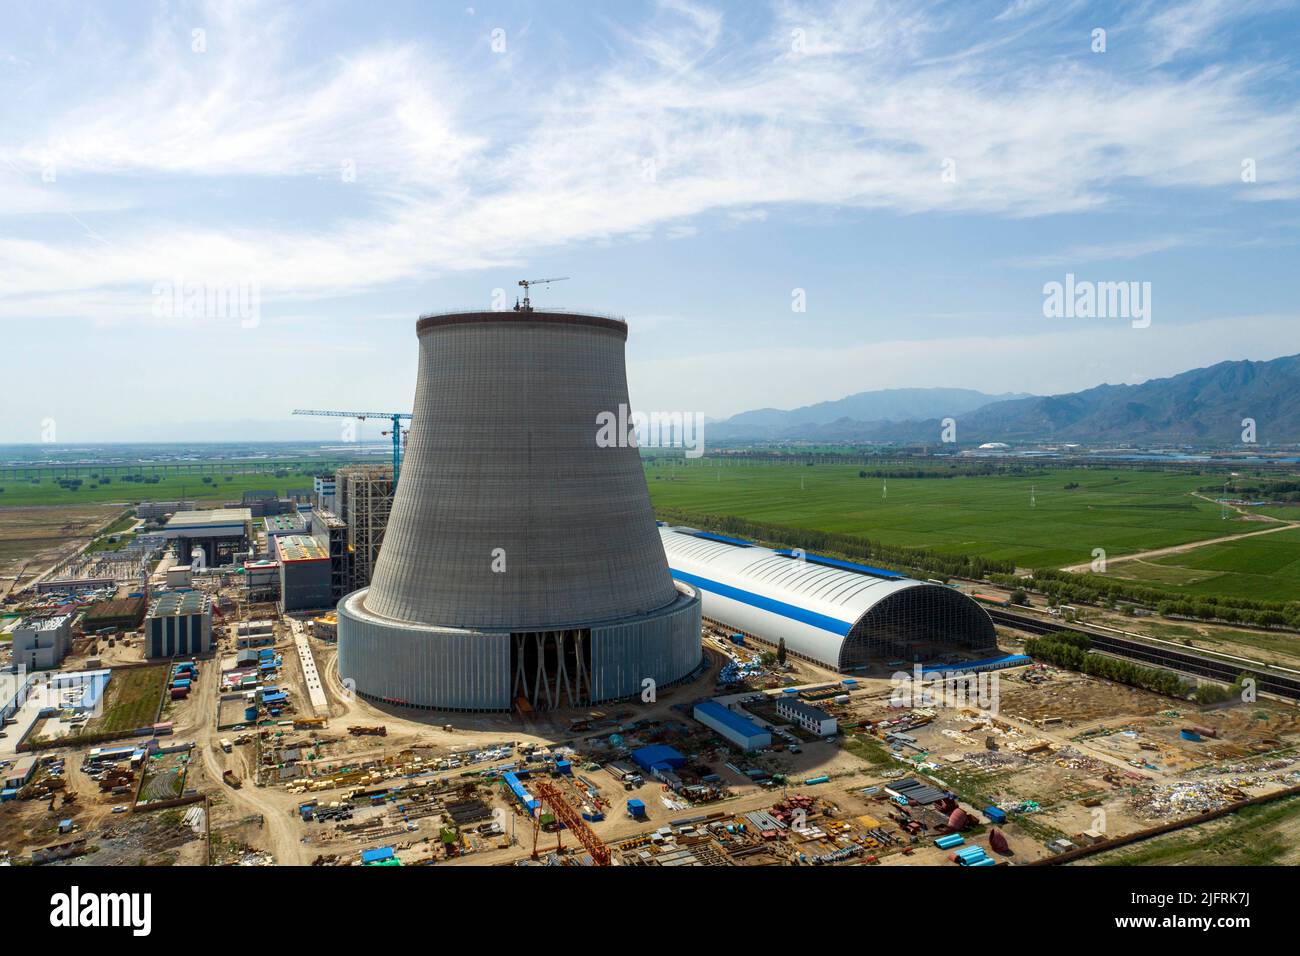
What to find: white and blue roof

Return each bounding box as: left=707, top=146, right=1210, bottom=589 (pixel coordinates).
left=659, top=526, right=989, bottom=670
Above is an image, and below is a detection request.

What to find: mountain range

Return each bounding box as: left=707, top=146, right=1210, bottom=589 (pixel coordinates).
left=707, top=388, right=1031, bottom=441
left=710, top=354, right=1300, bottom=446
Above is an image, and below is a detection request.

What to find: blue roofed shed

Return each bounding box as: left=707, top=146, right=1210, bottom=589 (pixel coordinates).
left=361, top=846, right=394, bottom=864
left=630, top=745, right=686, bottom=773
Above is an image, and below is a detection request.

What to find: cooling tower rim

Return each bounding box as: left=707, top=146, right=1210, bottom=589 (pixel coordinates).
left=415, top=309, right=628, bottom=339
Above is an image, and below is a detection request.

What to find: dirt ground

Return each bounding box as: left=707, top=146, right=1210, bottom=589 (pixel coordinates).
left=0, top=504, right=122, bottom=596
left=7, top=582, right=1300, bottom=868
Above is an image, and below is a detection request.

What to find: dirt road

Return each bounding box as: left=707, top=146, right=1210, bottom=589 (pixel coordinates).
left=1060, top=513, right=1298, bottom=573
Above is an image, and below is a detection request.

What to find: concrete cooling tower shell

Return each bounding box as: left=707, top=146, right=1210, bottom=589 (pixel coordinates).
left=337, top=310, right=702, bottom=712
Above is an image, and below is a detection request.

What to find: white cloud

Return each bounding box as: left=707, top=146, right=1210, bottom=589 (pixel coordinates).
left=0, top=0, right=1297, bottom=328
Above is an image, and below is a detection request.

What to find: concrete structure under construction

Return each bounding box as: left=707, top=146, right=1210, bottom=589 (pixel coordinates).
left=137, top=500, right=195, bottom=521
left=145, top=592, right=213, bottom=658
left=338, top=310, right=702, bottom=712
left=310, top=509, right=351, bottom=603
left=10, top=614, right=74, bottom=670
left=659, top=526, right=996, bottom=670
left=313, top=475, right=337, bottom=513
left=336, top=466, right=394, bottom=591
left=275, top=534, right=333, bottom=612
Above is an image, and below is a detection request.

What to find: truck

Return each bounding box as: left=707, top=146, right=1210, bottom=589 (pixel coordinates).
left=220, top=739, right=232, bottom=753
left=222, top=769, right=242, bottom=789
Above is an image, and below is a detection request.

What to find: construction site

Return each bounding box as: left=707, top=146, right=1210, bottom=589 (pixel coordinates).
left=4, top=304, right=1300, bottom=870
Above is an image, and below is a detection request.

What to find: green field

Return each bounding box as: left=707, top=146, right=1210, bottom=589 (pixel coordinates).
left=645, top=461, right=1252, bottom=570
left=1107, top=527, right=1300, bottom=602
left=86, top=665, right=169, bottom=733
left=0, top=464, right=333, bottom=507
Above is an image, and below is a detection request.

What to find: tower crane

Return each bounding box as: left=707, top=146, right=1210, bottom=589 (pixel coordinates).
left=292, top=409, right=413, bottom=482
left=514, top=276, right=569, bottom=312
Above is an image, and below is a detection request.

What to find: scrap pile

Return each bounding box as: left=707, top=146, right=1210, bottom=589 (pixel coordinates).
left=1127, top=780, right=1247, bottom=820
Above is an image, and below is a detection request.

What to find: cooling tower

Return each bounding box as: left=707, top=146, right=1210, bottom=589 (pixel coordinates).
left=337, top=310, right=702, bottom=711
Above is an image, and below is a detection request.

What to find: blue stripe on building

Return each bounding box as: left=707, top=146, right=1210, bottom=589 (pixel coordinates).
left=668, top=567, right=853, bottom=636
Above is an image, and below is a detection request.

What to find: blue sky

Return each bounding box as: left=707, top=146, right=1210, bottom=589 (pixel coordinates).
left=2, top=0, right=1298, bottom=442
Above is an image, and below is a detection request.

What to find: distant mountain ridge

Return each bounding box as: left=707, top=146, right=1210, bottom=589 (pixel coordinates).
left=712, top=354, right=1300, bottom=445
left=709, top=387, right=1030, bottom=440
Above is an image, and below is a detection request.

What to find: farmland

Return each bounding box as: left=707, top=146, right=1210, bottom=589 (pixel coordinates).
left=1105, top=527, right=1300, bottom=603
left=0, top=463, right=337, bottom=508
left=645, top=460, right=1258, bottom=570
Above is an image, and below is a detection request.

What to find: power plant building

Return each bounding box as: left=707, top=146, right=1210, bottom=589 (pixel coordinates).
left=9, top=614, right=74, bottom=670
left=161, top=508, right=252, bottom=567
left=338, top=310, right=702, bottom=712
left=659, top=527, right=996, bottom=670
left=336, top=465, right=394, bottom=591
left=275, top=534, right=333, bottom=612
left=145, top=592, right=213, bottom=658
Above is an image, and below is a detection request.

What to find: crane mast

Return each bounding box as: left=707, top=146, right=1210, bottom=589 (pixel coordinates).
left=515, top=276, right=569, bottom=312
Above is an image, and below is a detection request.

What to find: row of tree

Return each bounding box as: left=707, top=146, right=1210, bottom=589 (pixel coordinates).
left=1024, top=631, right=1191, bottom=699
left=993, top=568, right=1300, bottom=630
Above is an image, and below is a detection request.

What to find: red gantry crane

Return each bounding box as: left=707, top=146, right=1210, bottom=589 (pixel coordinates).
left=530, top=779, right=611, bottom=866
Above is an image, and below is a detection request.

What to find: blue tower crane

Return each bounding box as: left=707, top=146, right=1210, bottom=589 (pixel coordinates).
left=293, top=408, right=413, bottom=481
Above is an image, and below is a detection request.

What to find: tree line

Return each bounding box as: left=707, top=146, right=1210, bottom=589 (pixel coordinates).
left=1024, top=631, right=1191, bottom=698
left=655, top=508, right=1017, bottom=579
left=990, top=568, right=1300, bottom=630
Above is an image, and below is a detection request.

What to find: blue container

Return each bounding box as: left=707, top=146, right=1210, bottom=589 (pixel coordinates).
left=984, top=806, right=1007, bottom=825
left=244, top=705, right=258, bottom=722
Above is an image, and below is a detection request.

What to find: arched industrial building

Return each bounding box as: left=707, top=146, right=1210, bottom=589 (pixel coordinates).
left=659, top=527, right=996, bottom=671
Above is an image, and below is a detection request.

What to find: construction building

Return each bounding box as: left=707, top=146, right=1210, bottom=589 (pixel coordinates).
left=776, top=698, right=838, bottom=736
left=241, top=559, right=281, bottom=603
left=137, top=500, right=196, bottom=521
left=310, top=509, right=351, bottom=603
left=9, top=613, right=74, bottom=670
left=80, top=597, right=147, bottom=633
left=693, top=700, right=771, bottom=751
left=263, top=511, right=309, bottom=554
left=313, top=475, right=337, bottom=513
left=275, top=534, right=333, bottom=612
left=337, top=309, right=702, bottom=711
left=144, top=592, right=213, bottom=658
left=161, top=508, right=252, bottom=568
left=336, top=465, right=394, bottom=592
left=659, top=526, right=996, bottom=670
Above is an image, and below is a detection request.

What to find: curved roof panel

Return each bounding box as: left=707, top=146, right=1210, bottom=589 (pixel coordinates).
left=659, top=526, right=996, bottom=670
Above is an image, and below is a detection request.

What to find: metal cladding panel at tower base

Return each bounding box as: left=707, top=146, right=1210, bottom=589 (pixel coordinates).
left=337, top=594, right=512, bottom=710
left=364, top=312, right=679, bottom=630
